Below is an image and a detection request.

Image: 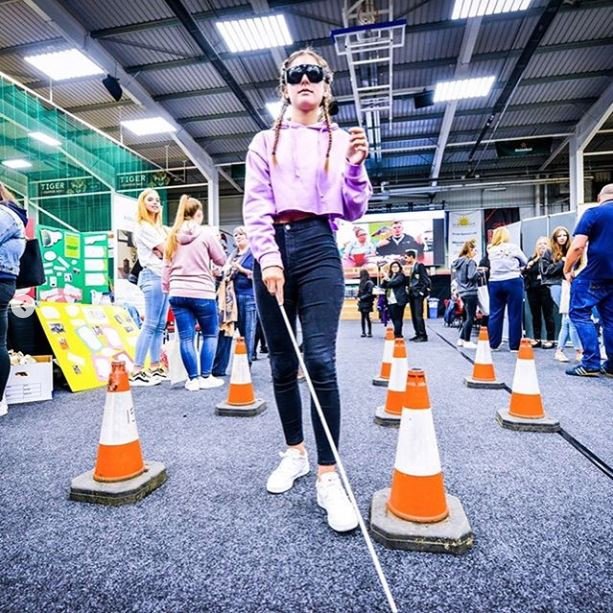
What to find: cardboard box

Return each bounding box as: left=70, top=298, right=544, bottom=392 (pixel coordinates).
left=5, top=355, right=54, bottom=404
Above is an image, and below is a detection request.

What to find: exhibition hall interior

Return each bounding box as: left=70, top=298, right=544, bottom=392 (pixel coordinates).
left=0, top=1, right=611, bottom=612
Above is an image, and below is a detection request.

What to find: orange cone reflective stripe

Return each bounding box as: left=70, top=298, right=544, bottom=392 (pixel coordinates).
left=508, top=339, right=545, bottom=419
left=383, top=339, right=408, bottom=416
left=226, top=337, right=257, bottom=406
left=472, top=327, right=497, bottom=382
left=378, top=326, right=395, bottom=380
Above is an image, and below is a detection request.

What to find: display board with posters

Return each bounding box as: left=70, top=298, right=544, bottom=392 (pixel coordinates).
left=447, top=211, right=483, bottom=267
left=36, top=302, right=139, bottom=392
left=336, top=211, right=445, bottom=280
left=37, top=225, right=110, bottom=303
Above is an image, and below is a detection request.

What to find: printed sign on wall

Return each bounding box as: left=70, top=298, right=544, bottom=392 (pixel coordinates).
left=36, top=302, right=139, bottom=392
left=447, top=211, right=483, bottom=267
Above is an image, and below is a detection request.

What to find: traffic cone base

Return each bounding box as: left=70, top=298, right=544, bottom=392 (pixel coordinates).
left=70, top=461, right=168, bottom=506
left=374, top=404, right=401, bottom=427
left=217, top=337, right=267, bottom=417
left=370, top=488, right=474, bottom=555
left=496, top=408, right=560, bottom=432
left=464, top=375, right=506, bottom=389
left=70, top=361, right=167, bottom=505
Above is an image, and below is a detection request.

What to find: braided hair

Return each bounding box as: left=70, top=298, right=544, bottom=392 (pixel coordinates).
left=271, top=48, right=334, bottom=171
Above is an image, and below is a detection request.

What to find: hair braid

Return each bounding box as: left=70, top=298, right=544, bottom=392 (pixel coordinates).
left=322, top=96, right=333, bottom=172
left=271, top=99, right=289, bottom=165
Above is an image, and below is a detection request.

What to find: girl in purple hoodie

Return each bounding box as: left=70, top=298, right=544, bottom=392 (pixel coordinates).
left=243, top=48, right=371, bottom=533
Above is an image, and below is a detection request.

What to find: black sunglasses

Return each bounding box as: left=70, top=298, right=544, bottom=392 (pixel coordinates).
left=284, top=64, right=328, bottom=85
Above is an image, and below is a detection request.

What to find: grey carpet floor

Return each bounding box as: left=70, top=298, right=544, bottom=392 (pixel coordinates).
left=0, top=319, right=611, bottom=613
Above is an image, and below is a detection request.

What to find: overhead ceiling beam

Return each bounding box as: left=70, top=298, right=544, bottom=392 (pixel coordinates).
left=122, top=34, right=613, bottom=75
left=89, top=0, right=612, bottom=40
left=466, top=0, right=565, bottom=174
left=23, top=0, right=218, bottom=181
left=162, top=0, right=267, bottom=130
left=430, top=17, right=482, bottom=183
left=174, top=97, right=598, bottom=126
left=574, top=79, right=613, bottom=148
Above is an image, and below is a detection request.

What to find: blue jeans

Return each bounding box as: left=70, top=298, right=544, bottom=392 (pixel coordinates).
left=557, top=314, right=581, bottom=351
left=0, top=279, right=15, bottom=399
left=488, top=277, right=524, bottom=350
left=254, top=218, right=344, bottom=466
left=134, top=268, right=169, bottom=367
left=569, top=277, right=613, bottom=370
left=237, top=291, right=257, bottom=361
left=169, top=296, right=218, bottom=379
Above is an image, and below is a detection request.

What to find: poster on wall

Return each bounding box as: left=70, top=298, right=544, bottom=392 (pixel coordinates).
left=336, top=211, right=445, bottom=279
left=37, top=225, right=110, bottom=303
left=112, top=193, right=144, bottom=310
left=36, top=302, right=139, bottom=392
left=447, top=211, right=483, bottom=266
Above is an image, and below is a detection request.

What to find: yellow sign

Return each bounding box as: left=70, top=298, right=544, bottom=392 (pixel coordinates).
left=36, top=302, right=140, bottom=392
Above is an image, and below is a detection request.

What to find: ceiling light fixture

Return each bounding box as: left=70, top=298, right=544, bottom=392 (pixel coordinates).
left=451, top=0, right=531, bottom=20
left=120, top=117, right=177, bottom=136
left=2, top=159, right=32, bottom=170
left=24, top=49, right=104, bottom=81
left=216, top=15, right=292, bottom=53
left=29, top=132, right=62, bottom=147
left=433, top=76, right=496, bottom=102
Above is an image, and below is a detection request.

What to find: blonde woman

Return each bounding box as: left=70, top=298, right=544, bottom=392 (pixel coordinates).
left=487, top=227, right=527, bottom=351
left=162, top=195, right=226, bottom=391
left=131, top=189, right=169, bottom=386
left=523, top=236, right=555, bottom=348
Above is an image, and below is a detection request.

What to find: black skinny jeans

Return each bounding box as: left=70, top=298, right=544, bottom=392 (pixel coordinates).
left=360, top=310, right=372, bottom=335
left=0, top=279, right=16, bottom=399
left=408, top=294, right=427, bottom=338
left=460, top=293, right=478, bottom=341
left=253, top=218, right=344, bottom=466
left=527, top=286, right=555, bottom=341
left=388, top=303, right=406, bottom=338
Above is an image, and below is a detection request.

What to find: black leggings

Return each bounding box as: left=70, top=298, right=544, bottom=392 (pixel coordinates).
left=460, top=294, right=478, bottom=341
left=0, top=279, right=16, bottom=399
left=388, top=303, right=406, bottom=338
left=527, top=286, right=555, bottom=341
left=360, top=310, right=372, bottom=335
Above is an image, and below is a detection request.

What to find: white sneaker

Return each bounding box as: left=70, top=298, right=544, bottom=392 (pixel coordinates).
left=199, top=375, right=224, bottom=389
left=462, top=341, right=478, bottom=349
left=554, top=350, right=569, bottom=363
left=456, top=339, right=464, bottom=347
left=316, top=472, right=359, bottom=532
left=0, top=399, right=7, bottom=417
left=266, top=448, right=310, bottom=494
left=184, top=378, right=200, bottom=392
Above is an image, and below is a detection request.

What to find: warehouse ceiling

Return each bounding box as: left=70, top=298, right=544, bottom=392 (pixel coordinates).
left=0, top=0, right=612, bottom=200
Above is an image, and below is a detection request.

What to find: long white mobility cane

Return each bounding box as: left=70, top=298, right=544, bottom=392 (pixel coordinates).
left=277, top=303, right=398, bottom=613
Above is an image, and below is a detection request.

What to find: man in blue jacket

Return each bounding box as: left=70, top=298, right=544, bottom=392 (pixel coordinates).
left=563, top=184, right=613, bottom=376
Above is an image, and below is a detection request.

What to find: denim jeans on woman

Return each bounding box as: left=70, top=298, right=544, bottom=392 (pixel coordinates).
left=488, top=277, right=524, bottom=350
left=134, top=268, right=169, bottom=366
left=237, top=291, right=257, bottom=361
left=0, top=279, right=15, bottom=399
left=168, top=296, right=218, bottom=379
left=254, top=218, right=344, bottom=466
left=569, top=277, right=613, bottom=371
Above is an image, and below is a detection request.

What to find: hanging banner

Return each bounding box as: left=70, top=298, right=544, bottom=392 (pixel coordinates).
left=447, top=211, right=483, bottom=266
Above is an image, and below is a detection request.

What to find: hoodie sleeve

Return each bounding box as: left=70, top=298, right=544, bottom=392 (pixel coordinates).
left=342, top=161, right=372, bottom=222
left=243, top=132, right=282, bottom=270
left=206, top=232, right=227, bottom=267
left=512, top=244, right=528, bottom=266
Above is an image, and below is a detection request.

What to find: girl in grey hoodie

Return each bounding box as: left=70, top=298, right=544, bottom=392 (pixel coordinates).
left=451, top=239, right=481, bottom=348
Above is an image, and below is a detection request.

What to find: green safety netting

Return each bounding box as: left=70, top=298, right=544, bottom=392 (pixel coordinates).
left=0, top=73, right=167, bottom=230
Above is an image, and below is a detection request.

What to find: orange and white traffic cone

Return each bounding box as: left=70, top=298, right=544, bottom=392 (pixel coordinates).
left=374, top=338, right=408, bottom=426
left=464, top=326, right=505, bottom=389
left=70, top=361, right=167, bottom=505
left=370, top=369, right=473, bottom=554
left=496, top=339, right=559, bottom=431
left=216, top=337, right=266, bottom=417
left=372, top=325, right=395, bottom=386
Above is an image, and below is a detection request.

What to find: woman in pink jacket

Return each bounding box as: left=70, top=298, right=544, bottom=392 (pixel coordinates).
left=243, top=48, right=371, bottom=533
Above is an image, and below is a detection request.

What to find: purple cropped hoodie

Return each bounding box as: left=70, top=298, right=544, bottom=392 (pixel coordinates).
left=242, top=120, right=372, bottom=270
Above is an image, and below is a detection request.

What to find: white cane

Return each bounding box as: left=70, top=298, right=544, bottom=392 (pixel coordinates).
left=277, top=303, right=398, bottom=613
